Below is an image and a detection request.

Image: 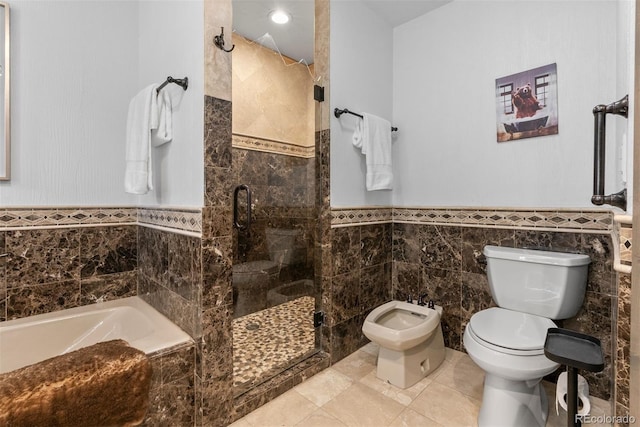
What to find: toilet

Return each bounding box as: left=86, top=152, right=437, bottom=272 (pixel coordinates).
left=233, top=228, right=302, bottom=317
left=463, top=245, right=590, bottom=427
left=362, top=300, right=445, bottom=389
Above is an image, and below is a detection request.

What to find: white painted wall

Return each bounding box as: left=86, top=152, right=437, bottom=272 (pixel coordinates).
left=0, top=1, right=139, bottom=206
left=392, top=0, right=620, bottom=208
left=137, top=1, right=204, bottom=207
left=330, top=0, right=394, bottom=207
left=0, top=0, right=204, bottom=208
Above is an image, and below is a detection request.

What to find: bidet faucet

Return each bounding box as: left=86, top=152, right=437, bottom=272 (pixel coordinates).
left=406, top=294, right=413, bottom=304
left=417, top=294, right=428, bottom=306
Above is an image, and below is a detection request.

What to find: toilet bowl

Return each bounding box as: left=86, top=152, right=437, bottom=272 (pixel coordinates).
left=232, top=260, right=279, bottom=317
left=362, top=300, right=445, bottom=389
left=267, top=279, right=314, bottom=306
left=464, top=246, right=590, bottom=427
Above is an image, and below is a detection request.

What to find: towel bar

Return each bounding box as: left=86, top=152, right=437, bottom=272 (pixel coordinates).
left=156, top=76, right=188, bottom=94
left=334, top=107, right=398, bottom=132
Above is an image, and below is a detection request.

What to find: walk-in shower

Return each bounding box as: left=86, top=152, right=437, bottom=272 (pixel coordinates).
left=230, top=0, right=319, bottom=397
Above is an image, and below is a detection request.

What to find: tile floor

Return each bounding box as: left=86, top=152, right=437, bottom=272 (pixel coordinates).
left=230, top=343, right=612, bottom=427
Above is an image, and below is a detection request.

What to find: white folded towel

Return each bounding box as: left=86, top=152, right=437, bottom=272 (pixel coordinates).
left=152, top=89, right=173, bottom=147
left=124, top=84, right=158, bottom=194
left=124, top=85, right=174, bottom=194
left=352, top=112, right=393, bottom=191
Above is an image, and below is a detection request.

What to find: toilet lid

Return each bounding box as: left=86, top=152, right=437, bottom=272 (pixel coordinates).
left=469, top=308, right=556, bottom=352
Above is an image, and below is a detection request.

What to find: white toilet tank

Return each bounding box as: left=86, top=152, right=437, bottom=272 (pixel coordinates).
left=483, top=246, right=590, bottom=319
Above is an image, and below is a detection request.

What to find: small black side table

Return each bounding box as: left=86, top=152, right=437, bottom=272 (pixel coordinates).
left=544, top=328, right=605, bottom=427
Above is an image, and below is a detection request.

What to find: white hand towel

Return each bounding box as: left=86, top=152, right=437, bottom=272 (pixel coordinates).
left=352, top=112, right=393, bottom=191
left=124, top=84, right=159, bottom=194
left=151, top=89, right=173, bottom=147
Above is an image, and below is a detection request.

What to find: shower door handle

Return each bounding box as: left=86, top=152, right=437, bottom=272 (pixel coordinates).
left=233, top=184, right=252, bottom=230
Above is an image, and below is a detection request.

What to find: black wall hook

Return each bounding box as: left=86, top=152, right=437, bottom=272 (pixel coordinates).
left=214, top=27, right=235, bottom=52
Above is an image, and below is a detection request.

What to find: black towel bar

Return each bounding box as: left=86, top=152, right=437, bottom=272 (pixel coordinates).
left=157, top=76, right=189, bottom=94
left=334, top=107, right=398, bottom=132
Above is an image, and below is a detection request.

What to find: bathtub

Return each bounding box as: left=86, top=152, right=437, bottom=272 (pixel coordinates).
left=0, top=296, right=193, bottom=374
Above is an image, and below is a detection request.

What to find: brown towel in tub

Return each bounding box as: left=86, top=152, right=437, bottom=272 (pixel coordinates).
left=0, top=339, right=152, bottom=427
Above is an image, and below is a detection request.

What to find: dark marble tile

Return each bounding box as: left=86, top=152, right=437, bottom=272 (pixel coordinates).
left=616, top=273, right=631, bottom=409
left=392, top=223, right=422, bottom=264
left=204, top=96, right=232, bottom=169
left=513, top=230, right=583, bottom=253
left=204, top=166, right=233, bottom=208
left=330, top=314, right=367, bottom=363
left=361, top=223, right=391, bottom=267
left=461, top=227, right=514, bottom=274
left=200, top=374, right=233, bottom=427
left=139, top=274, right=199, bottom=339
left=580, top=233, right=614, bottom=295
left=200, top=305, right=233, bottom=381
left=233, top=148, right=269, bottom=187
left=202, top=237, right=232, bottom=309
left=331, top=271, right=360, bottom=324
left=420, top=225, right=462, bottom=271
left=422, top=267, right=462, bottom=350
left=5, top=228, right=81, bottom=288
left=315, top=130, right=330, bottom=209
left=138, top=226, right=169, bottom=287
left=331, top=226, right=360, bottom=276
left=143, top=375, right=195, bottom=427
left=7, top=280, right=81, bottom=320
left=80, top=270, right=137, bottom=305
left=79, top=226, right=137, bottom=278
left=160, top=345, right=196, bottom=385
left=421, top=266, right=462, bottom=314
left=360, top=263, right=391, bottom=312
left=461, top=271, right=495, bottom=325
left=392, top=261, right=422, bottom=301
left=202, top=206, right=232, bottom=240
left=168, top=233, right=202, bottom=302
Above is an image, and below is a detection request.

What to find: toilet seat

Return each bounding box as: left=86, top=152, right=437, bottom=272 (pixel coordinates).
left=468, top=308, right=556, bottom=356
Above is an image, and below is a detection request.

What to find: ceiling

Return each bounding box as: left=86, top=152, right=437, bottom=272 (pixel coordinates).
left=232, top=0, right=451, bottom=65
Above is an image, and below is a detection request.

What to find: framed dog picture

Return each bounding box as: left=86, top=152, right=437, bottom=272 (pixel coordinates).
left=496, top=63, right=558, bottom=142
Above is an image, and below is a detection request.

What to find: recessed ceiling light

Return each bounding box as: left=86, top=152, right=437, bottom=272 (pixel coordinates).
left=269, top=10, right=291, bottom=25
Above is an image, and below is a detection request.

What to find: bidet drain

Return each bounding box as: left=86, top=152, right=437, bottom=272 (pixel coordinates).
left=245, top=322, right=261, bottom=331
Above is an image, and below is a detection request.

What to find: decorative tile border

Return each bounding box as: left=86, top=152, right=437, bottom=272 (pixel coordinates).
left=614, top=214, right=632, bottom=273
left=0, top=207, right=137, bottom=228
left=233, top=134, right=315, bottom=158
left=331, top=206, right=614, bottom=232
left=137, top=207, right=202, bottom=234
left=330, top=207, right=393, bottom=227
left=0, top=207, right=202, bottom=235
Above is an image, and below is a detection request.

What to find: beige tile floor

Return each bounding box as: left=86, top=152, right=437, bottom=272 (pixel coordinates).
left=231, top=343, right=613, bottom=427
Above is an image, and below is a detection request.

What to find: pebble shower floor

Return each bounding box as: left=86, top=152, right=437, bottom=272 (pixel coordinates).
left=233, top=296, right=316, bottom=393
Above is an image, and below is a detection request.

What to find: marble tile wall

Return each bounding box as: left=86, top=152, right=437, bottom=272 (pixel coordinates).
left=0, top=225, right=138, bottom=322
left=143, top=344, right=196, bottom=426
left=232, top=147, right=315, bottom=284
left=326, top=223, right=392, bottom=362
left=201, top=93, right=234, bottom=427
